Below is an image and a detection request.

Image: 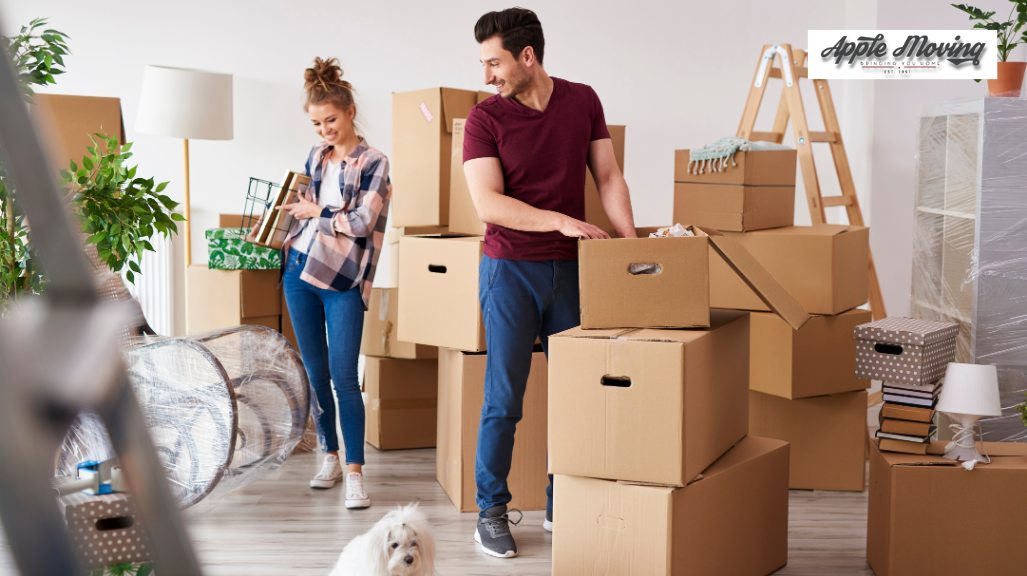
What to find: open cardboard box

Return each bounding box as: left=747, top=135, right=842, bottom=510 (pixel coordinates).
left=579, top=225, right=810, bottom=330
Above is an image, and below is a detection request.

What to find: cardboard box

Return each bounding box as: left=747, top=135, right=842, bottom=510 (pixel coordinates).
left=749, top=389, right=867, bottom=491
left=436, top=347, right=548, bottom=512
left=751, top=308, right=872, bottom=399
left=709, top=224, right=869, bottom=316
left=854, top=317, right=959, bottom=385
left=673, top=183, right=795, bottom=233
left=448, top=121, right=627, bottom=236
left=360, top=288, right=437, bottom=359
left=32, top=94, right=125, bottom=171
left=673, top=149, right=797, bottom=187
left=548, top=310, right=750, bottom=487
left=186, top=265, right=281, bottom=333
left=364, top=357, right=438, bottom=450
left=578, top=226, right=809, bottom=330
left=58, top=491, right=151, bottom=569
left=391, top=88, right=488, bottom=227
left=867, top=435, right=1027, bottom=576
left=206, top=227, right=281, bottom=270
left=281, top=289, right=298, bottom=353
left=386, top=225, right=449, bottom=288
left=397, top=235, right=486, bottom=352
left=552, top=435, right=789, bottom=576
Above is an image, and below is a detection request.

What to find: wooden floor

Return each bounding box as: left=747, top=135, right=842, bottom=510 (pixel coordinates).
left=0, top=407, right=883, bottom=576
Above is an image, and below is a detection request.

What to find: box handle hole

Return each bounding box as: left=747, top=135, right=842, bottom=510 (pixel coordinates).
left=601, top=375, right=632, bottom=387
left=96, top=516, right=134, bottom=531
left=874, top=343, right=904, bottom=355
left=628, top=263, right=662, bottom=275
left=428, top=265, right=447, bottom=274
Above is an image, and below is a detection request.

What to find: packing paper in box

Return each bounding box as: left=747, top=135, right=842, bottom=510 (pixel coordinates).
left=911, top=97, right=1027, bottom=441
left=206, top=227, right=281, bottom=270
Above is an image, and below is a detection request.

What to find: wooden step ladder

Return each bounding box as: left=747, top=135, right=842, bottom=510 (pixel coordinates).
left=737, top=43, right=887, bottom=321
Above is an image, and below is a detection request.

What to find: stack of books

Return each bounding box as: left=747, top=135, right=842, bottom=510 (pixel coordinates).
left=875, top=382, right=940, bottom=454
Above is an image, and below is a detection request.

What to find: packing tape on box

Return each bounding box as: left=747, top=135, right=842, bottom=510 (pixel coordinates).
left=371, top=397, right=439, bottom=411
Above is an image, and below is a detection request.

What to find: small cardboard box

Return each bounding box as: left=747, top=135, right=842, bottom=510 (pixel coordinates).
left=867, top=434, right=1027, bottom=576
left=364, top=356, right=438, bottom=450
left=749, top=389, right=867, bottom=491
left=59, top=491, right=151, bottom=569
left=186, top=265, right=281, bottom=333
left=552, top=435, right=789, bottom=576
left=32, top=94, right=125, bottom=170
left=360, top=288, right=438, bottom=359
left=386, top=226, right=449, bottom=288
left=578, top=226, right=810, bottom=330
left=448, top=121, right=627, bottom=236
left=437, top=347, right=548, bottom=512
left=397, top=235, right=486, bottom=352
left=854, top=317, right=958, bottom=386
left=751, top=308, right=872, bottom=399
left=548, top=310, right=750, bottom=487
left=391, top=88, right=487, bottom=227
left=709, top=224, right=869, bottom=316
left=673, top=148, right=796, bottom=232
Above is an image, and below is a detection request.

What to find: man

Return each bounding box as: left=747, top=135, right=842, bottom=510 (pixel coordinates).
left=462, top=7, right=637, bottom=559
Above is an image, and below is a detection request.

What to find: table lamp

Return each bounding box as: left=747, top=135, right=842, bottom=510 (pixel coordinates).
left=936, top=362, right=1002, bottom=463
left=135, top=65, right=233, bottom=268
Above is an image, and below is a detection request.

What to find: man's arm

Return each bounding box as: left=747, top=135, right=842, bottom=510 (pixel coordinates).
left=587, top=138, right=637, bottom=239
left=464, top=157, right=610, bottom=239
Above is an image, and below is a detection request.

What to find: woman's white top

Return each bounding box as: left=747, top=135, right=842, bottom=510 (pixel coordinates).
left=292, top=156, right=344, bottom=254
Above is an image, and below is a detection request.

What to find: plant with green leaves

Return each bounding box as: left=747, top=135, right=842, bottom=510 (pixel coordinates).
left=953, top=1, right=1027, bottom=71
left=89, top=562, right=153, bottom=576
left=61, top=133, right=182, bottom=284
left=5, top=16, right=69, bottom=100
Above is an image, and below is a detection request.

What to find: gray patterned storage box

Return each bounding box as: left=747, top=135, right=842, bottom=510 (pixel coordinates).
left=854, top=317, right=958, bottom=385
left=58, top=491, right=151, bottom=569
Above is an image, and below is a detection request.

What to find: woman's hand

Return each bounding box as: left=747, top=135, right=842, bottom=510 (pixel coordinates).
left=278, top=192, right=323, bottom=220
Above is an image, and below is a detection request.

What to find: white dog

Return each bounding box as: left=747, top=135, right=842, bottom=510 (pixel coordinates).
left=330, top=503, right=435, bottom=576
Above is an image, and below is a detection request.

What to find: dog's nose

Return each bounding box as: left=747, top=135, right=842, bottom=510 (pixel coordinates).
left=404, top=555, right=414, bottom=565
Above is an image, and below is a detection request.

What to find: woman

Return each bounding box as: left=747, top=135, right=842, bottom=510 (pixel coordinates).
left=278, top=57, right=391, bottom=508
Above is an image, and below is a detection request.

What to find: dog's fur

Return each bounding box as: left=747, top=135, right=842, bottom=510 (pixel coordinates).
left=330, top=503, right=435, bottom=576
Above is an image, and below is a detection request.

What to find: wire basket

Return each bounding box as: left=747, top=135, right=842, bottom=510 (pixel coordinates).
left=241, top=172, right=310, bottom=250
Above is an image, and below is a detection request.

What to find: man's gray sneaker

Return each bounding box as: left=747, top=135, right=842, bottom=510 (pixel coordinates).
left=543, top=507, right=552, bottom=532
left=474, top=505, right=523, bottom=558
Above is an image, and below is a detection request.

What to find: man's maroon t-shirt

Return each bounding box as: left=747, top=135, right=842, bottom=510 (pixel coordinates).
left=462, top=77, right=610, bottom=261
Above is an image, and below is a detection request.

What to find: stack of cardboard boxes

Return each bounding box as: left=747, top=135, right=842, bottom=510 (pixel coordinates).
left=675, top=148, right=873, bottom=492
left=547, top=227, right=806, bottom=575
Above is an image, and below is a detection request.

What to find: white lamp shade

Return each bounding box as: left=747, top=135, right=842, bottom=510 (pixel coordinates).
left=135, top=65, right=233, bottom=140
left=936, top=363, right=1002, bottom=416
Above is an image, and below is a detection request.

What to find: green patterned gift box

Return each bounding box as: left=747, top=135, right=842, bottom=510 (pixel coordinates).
left=206, top=228, right=281, bottom=270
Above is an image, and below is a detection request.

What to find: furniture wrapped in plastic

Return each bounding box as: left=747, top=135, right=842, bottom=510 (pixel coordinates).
left=58, top=325, right=311, bottom=508
left=911, top=97, right=1027, bottom=442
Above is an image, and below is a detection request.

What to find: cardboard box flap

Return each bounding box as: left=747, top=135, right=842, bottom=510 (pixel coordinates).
left=551, top=326, right=634, bottom=340
left=698, top=436, right=789, bottom=481
left=441, top=88, right=478, bottom=134
left=704, top=232, right=810, bottom=330
left=553, top=310, right=747, bottom=343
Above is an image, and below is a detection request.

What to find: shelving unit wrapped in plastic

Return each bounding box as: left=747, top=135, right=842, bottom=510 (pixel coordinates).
left=911, top=97, right=1027, bottom=442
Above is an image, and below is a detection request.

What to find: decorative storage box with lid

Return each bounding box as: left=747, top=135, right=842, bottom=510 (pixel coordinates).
left=854, top=317, right=958, bottom=385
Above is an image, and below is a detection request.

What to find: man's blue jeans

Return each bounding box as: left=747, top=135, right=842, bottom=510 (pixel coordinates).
left=475, top=255, right=580, bottom=514
left=283, top=248, right=366, bottom=465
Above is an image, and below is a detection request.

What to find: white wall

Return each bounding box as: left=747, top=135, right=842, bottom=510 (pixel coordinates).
left=8, top=0, right=877, bottom=332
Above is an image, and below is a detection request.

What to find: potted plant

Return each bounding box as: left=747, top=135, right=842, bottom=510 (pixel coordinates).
left=953, top=1, right=1027, bottom=96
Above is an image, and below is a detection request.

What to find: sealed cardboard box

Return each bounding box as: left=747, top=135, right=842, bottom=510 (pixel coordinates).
left=386, top=225, right=449, bottom=288
left=436, top=347, right=548, bottom=512
left=32, top=94, right=125, bottom=170
left=579, top=226, right=809, bottom=330
left=186, top=265, right=281, bottom=333
left=364, top=357, right=438, bottom=450
left=749, top=389, right=867, bottom=491
left=854, top=317, right=958, bottom=385
left=672, top=149, right=796, bottom=233
left=709, top=224, right=869, bottom=315
left=867, top=435, right=1027, bottom=576
left=553, top=435, right=789, bottom=576
left=448, top=121, right=627, bottom=236
left=361, top=288, right=437, bottom=359
left=751, top=308, right=872, bottom=399
left=391, top=88, right=484, bottom=227
left=398, top=235, right=486, bottom=352
left=549, top=310, right=750, bottom=486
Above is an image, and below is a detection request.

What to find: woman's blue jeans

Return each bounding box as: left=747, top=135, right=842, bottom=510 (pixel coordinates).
left=283, top=248, right=365, bottom=464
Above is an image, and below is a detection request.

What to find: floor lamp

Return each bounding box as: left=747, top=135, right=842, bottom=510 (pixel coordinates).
left=135, top=65, right=233, bottom=332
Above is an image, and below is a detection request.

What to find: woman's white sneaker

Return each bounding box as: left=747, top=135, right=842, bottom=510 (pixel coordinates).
left=345, top=472, right=371, bottom=509
left=310, top=454, right=343, bottom=489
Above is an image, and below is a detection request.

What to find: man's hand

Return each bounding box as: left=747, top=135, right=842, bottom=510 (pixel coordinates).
left=277, top=192, right=322, bottom=220
left=556, top=214, right=610, bottom=239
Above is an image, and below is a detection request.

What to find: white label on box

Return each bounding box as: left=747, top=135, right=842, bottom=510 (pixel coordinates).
left=808, top=30, right=997, bottom=80
left=419, top=102, right=434, bottom=122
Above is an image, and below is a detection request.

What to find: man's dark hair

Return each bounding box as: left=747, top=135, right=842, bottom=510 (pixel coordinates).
left=474, top=7, right=545, bottom=65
